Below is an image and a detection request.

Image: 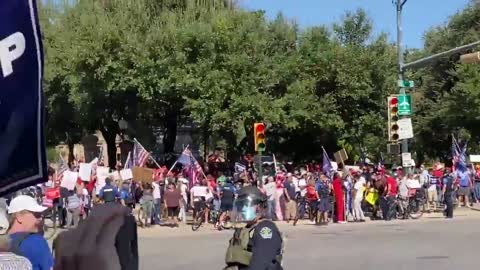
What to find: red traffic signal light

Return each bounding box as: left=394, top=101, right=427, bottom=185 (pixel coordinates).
left=388, top=96, right=400, bottom=142
left=254, top=123, right=266, bottom=152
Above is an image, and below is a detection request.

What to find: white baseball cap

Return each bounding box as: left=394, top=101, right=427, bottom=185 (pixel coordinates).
left=8, top=195, right=47, bottom=214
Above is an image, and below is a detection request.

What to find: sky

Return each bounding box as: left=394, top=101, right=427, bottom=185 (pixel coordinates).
left=242, top=0, right=471, bottom=48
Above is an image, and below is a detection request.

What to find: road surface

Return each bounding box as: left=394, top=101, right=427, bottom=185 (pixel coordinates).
left=139, top=209, right=480, bottom=270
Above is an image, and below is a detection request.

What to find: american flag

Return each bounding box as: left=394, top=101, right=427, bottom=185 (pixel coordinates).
left=133, top=139, right=150, bottom=167
left=452, top=136, right=467, bottom=172
left=178, top=148, right=204, bottom=186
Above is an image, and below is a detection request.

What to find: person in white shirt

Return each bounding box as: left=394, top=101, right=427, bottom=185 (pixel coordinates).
left=152, top=180, right=162, bottom=225
left=352, top=175, right=366, bottom=222
left=177, top=177, right=189, bottom=224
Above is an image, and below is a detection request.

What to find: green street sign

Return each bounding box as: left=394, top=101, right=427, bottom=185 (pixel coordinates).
left=398, top=94, right=412, bottom=115
left=398, top=80, right=414, bottom=88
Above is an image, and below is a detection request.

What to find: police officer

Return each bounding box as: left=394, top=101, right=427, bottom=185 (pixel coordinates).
left=99, top=177, right=119, bottom=205
left=442, top=169, right=455, bottom=219
left=224, top=186, right=283, bottom=270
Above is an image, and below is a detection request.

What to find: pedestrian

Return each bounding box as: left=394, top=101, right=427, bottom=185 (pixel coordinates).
left=66, top=189, right=82, bottom=228
left=457, top=169, right=472, bottom=207
left=99, top=177, right=119, bottom=205
left=473, top=165, right=480, bottom=203
left=164, top=182, right=183, bottom=227
left=283, top=173, right=297, bottom=223
left=384, top=173, right=398, bottom=221
left=8, top=195, right=54, bottom=270
left=139, top=183, right=154, bottom=227
left=352, top=174, right=366, bottom=222
left=443, top=169, right=455, bottom=219
left=152, top=179, right=162, bottom=225
left=332, top=173, right=346, bottom=224
left=317, top=175, right=332, bottom=224
left=264, top=176, right=277, bottom=220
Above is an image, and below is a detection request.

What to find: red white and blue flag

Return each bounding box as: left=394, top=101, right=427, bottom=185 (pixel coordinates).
left=133, top=139, right=150, bottom=167
left=452, top=135, right=467, bottom=172
left=178, top=148, right=204, bottom=185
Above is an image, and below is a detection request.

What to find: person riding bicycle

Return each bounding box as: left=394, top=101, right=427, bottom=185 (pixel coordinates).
left=218, top=178, right=236, bottom=229
left=190, top=181, right=211, bottom=223
left=224, top=186, right=284, bottom=270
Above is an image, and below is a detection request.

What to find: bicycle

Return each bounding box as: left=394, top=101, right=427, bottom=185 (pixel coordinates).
left=192, top=202, right=216, bottom=231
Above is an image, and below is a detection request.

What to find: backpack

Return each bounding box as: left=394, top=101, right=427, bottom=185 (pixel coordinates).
left=10, top=232, right=34, bottom=256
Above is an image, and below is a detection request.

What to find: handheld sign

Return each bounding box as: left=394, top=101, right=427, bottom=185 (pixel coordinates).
left=0, top=0, right=46, bottom=195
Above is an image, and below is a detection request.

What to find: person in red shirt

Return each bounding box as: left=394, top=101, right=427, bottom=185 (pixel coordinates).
left=384, top=174, right=398, bottom=221
left=332, top=173, right=346, bottom=223
left=305, top=179, right=319, bottom=223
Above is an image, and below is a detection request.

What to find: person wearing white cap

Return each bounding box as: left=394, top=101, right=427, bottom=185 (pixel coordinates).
left=7, top=195, right=53, bottom=270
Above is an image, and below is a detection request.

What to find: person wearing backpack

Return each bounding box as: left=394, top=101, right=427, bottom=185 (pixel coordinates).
left=120, top=181, right=135, bottom=210
left=8, top=195, right=53, bottom=270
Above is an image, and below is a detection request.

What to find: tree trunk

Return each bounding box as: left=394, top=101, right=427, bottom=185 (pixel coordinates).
left=67, top=141, right=75, bottom=165
left=101, top=129, right=118, bottom=170
left=163, top=109, right=178, bottom=154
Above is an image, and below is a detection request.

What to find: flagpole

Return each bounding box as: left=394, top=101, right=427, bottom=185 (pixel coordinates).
left=167, top=145, right=190, bottom=175
left=124, top=151, right=131, bottom=170
left=134, top=138, right=161, bottom=168
left=273, top=154, right=278, bottom=173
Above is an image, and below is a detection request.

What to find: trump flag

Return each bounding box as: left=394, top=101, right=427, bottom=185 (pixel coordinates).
left=0, top=0, right=47, bottom=195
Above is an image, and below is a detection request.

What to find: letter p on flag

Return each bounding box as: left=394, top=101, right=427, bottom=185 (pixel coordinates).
left=0, top=0, right=47, bottom=196
left=0, top=32, right=26, bottom=78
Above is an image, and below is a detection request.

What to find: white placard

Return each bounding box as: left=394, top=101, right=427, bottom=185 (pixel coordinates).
left=120, top=169, right=133, bottom=180
left=96, top=167, right=109, bottom=190
left=190, top=186, right=208, bottom=197
left=398, top=118, right=414, bottom=140
left=96, top=167, right=110, bottom=181
left=470, top=155, right=480, bottom=163
left=79, top=163, right=92, bottom=181
left=61, top=171, right=78, bottom=190
left=331, top=161, right=338, bottom=171
left=112, top=171, right=121, bottom=180
left=402, top=152, right=414, bottom=167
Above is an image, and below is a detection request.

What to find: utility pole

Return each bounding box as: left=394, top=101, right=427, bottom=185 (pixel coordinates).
left=396, top=0, right=408, bottom=165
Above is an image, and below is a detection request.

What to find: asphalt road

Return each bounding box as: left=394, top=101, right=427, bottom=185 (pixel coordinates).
left=139, top=210, right=480, bottom=270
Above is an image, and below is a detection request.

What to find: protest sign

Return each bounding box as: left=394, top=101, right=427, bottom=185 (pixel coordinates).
left=120, top=169, right=133, bottom=180
left=78, top=163, right=92, bottom=181
left=132, top=166, right=153, bottom=183
left=61, top=171, right=77, bottom=191
left=0, top=0, right=46, bottom=196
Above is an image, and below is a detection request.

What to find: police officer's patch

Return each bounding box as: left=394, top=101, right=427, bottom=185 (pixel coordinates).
left=259, top=227, right=273, bottom=239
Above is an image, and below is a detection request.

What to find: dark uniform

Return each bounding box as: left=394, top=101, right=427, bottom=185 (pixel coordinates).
left=100, top=183, right=119, bottom=204
left=224, top=186, right=284, bottom=270
left=443, top=174, right=455, bottom=218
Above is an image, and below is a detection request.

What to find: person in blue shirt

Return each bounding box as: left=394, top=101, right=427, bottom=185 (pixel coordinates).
left=217, top=178, right=236, bottom=228
left=99, top=177, right=119, bottom=204
left=457, top=170, right=472, bottom=207
left=8, top=195, right=54, bottom=270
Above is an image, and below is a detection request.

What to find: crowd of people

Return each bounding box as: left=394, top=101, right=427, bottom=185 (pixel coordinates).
left=0, top=157, right=478, bottom=270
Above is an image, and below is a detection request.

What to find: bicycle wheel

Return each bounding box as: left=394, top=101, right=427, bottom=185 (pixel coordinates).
left=408, top=200, right=424, bottom=219
left=191, top=210, right=205, bottom=231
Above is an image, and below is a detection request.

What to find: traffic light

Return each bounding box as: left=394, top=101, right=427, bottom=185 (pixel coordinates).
left=387, top=95, right=400, bottom=142
left=460, top=51, right=480, bottom=64
left=254, top=123, right=266, bottom=152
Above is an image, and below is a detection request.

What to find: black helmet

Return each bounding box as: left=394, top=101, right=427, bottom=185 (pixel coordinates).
left=236, top=186, right=267, bottom=206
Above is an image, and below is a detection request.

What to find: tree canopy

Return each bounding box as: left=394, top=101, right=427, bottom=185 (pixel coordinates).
left=40, top=0, right=480, bottom=165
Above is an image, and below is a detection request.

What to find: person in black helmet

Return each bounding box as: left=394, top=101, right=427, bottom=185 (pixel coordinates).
left=224, top=186, right=284, bottom=270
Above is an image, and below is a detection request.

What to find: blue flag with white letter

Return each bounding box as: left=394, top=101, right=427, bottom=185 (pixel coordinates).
left=0, top=0, right=46, bottom=195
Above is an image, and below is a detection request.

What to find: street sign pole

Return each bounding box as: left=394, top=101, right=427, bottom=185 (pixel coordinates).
left=257, top=151, right=263, bottom=188
left=396, top=0, right=409, bottom=172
